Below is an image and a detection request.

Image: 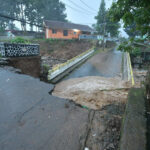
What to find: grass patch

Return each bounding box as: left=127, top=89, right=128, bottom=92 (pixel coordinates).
left=10, top=37, right=31, bottom=44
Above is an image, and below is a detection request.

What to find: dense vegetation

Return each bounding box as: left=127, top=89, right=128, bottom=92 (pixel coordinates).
left=109, top=0, right=150, bottom=38
left=108, top=0, right=150, bottom=54
left=0, top=0, right=67, bottom=31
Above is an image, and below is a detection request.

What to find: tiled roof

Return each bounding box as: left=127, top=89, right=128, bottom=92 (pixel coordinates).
left=44, top=20, right=93, bottom=32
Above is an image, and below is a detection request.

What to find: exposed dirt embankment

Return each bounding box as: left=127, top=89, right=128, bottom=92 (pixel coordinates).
left=35, top=39, right=96, bottom=69
left=39, top=39, right=94, bottom=59
left=7, top=56, right=41, bottom=78
left=85, top=102, right=126, bottom=150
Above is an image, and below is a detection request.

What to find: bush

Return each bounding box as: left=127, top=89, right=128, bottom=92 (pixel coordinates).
left=45, top=38, right=60, bottom=44
left=43, top=64, right=49, bottom=73
left=10, top=37, right=30, bottom=44
left=118, top=40, right=142, bottom=57
left=135, top=38, right=145, bottom=43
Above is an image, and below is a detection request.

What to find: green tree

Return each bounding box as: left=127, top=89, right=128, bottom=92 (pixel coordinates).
left=0, top=0, right=15, bottom=30
left=109, top=0, right=150, bottom=38
left=95, top=0, right=120, bottom=37
left=0, top=0, right=67, bottom=31
left=95, top=0, right=106, bottom=35
left=36, top=0, right=67, bottom=22
left=124, top=23, right=140, bottom=38
left=105, top=12, right=120, bottom=37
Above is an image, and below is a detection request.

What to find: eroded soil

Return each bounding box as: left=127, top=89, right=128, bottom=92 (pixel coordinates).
left=85, top=102, right=126, bottom=150
left=52, top=76, right=130, bottom=110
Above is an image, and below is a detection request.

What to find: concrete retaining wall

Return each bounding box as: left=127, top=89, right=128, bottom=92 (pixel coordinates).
left=120, top=88, right=146, bottom=150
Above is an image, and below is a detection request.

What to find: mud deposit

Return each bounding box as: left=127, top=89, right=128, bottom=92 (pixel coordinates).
left=52, top=76, right=130, bottom=110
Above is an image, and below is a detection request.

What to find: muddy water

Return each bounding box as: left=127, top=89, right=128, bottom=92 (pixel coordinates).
left=52, top=76, right=131, bottom=110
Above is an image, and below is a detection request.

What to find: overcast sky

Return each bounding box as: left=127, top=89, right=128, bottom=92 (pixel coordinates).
left=61, top=0, right=112, bottom=25
left=61, top=0, right=128, bottom=37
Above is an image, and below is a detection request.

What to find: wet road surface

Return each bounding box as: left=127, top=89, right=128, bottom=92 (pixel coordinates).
left=63, top=48, right=122, bottom=80
left=0, top=68, right=89, bottom=150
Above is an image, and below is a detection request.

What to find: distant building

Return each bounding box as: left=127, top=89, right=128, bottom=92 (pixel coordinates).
left=44, top=20, right=93, bottom=39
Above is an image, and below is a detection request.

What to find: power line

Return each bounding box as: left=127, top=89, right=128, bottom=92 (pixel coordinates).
left=0, top=13, right=43, bottom=28
left=78, top=22, right=95, bottom=25
left=79, top=0, right=98, bottom=13
left=67, top=0, right=96, bottom=15
left=64, top=3, right=94, bottom=16
left=0, top=13, right=96, bottom=28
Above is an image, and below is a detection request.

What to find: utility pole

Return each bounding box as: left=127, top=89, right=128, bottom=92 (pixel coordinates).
left=102, top=15, right=106, bottom=51
left=99, top=22, right=106, bottom=50
left=103, top=22, right=106, bottom=51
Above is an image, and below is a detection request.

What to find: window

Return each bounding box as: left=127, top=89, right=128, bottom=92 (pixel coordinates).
left=74, top=32, right=77, bottom=35
left=52, top=29, right=57, bottom=34
left=63, top=30, right=68, bottom=36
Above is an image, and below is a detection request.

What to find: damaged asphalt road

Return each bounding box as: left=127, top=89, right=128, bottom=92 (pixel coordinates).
left=52, top=48, right=126, bottom=150
left=0, top=68, right=90, bottom=150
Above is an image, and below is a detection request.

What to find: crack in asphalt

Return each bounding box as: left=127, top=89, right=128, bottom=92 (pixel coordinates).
left=82, top=110, right=95, bottom=150
left=18, top=97, right=45, bottom=124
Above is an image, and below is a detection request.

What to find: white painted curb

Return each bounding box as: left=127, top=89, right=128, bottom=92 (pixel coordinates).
left=126, top=52, right=135, bottom=85
left=126, top=52, right=131, bottom=81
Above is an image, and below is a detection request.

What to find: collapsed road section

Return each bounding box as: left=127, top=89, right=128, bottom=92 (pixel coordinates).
left=52, top=76, right=130, bottom=110
left=51, top=48, right=130, bottom=150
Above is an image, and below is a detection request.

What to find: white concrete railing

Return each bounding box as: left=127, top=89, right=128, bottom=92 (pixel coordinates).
left=48, top=49, right=95, bottom=81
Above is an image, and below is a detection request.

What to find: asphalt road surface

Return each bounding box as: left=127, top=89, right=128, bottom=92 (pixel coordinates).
left=0, top=48, right=123, bottom=150
left=63, top=49, right=122, bottom=80
left=0, top=67, right=90, bottom=150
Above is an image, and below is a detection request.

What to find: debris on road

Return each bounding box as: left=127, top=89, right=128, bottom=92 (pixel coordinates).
left=52, top=76, right=131, bottom=110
